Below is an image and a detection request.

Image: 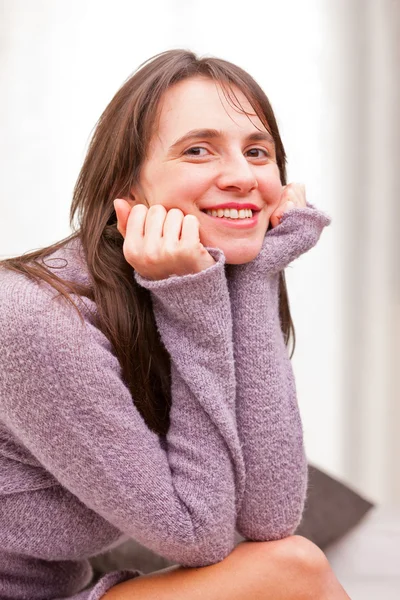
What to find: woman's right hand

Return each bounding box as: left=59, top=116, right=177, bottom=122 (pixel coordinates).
left=113, top=199, right=216, bottom=281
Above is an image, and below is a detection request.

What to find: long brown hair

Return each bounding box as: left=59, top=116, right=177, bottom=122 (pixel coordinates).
left=0, top=49, right=296, bottom=437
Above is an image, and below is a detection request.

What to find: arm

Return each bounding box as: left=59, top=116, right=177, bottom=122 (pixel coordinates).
left=226, top=202, right=331, bottom=540
left=0, top=246, right=244, bottom=568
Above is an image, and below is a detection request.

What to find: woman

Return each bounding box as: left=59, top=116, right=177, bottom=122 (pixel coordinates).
left=0, top=50, right=349, bottom=599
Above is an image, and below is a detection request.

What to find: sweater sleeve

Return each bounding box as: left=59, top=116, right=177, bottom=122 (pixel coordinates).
left=61, top=570, right=143, bottom=600
left=226, top=202, right=331, bottom=540
left=0, top=246, right=245, bottom=569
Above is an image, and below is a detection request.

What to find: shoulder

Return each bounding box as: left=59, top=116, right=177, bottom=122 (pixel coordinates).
left=0, top=237, right=99, bottom=355
left=0, top=241, right=123, bottom=422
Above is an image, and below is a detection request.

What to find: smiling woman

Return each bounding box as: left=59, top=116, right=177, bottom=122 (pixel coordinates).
left=119, top=74, right=285, bottom=265
left=117, top=75, right=283, bottom=263
left=0, top=49, right=347, bottom=600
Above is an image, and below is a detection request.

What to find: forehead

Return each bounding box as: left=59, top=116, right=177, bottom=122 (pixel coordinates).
left=153, top=76, right=269, bottom=143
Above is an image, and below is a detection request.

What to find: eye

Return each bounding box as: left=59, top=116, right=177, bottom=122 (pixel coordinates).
left=183, top=146, right=209, bottom=157
left=245, top=147, right=270, bottom=159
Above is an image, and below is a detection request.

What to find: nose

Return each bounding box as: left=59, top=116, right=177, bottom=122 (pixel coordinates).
left=216, top=154, right=258, bottom=194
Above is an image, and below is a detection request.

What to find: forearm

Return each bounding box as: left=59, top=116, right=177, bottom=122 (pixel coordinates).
left=133, top=246, right=245, bottom=564
left=228, top=268, right=307, bottom=541
left=227, top=202, right=331, bottom=540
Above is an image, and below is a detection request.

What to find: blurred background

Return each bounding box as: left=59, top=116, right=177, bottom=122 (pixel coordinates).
left=1, top=0, right=399, bottom=507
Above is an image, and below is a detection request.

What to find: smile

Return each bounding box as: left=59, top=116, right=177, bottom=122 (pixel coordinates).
left=201, top=209, right=260, bottom=229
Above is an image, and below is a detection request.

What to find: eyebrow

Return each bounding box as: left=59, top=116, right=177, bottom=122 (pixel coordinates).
left=168, top=128, right=276, bottom=153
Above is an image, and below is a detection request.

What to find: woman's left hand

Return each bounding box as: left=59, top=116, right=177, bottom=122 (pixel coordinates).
left=229, top=180, right=332, bottom=276
left=269, top=183, right=307, bottom=229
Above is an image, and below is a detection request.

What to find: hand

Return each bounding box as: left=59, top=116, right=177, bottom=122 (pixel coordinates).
left=226, top=182, right=330, bottom=276
left=269, top=183, right=307, bottom=229
left=113, top=199, right=216, bottom=281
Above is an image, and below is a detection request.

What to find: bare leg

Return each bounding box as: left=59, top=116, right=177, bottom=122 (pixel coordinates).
left=101, top=535, right=350, bottom=599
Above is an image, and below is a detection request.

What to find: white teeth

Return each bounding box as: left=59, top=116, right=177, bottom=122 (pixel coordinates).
left=205, top=208, right=253, bottom=219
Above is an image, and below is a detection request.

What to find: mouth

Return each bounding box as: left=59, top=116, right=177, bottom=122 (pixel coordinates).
left=200, top=208, right=260, bottom=220
left=200, top=208, right=261, bottom=229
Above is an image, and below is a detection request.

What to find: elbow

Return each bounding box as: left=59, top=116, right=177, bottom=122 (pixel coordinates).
left=138, top=493, right=238, bottom=568
left=236, top=498, right=306, bottom=542
left=178, top=536, right=236, bottom=568
left=162, top=519, right=237, bottom=568
left=236, top=462, right=308, bottom=542
left=235, top=518, right=301, bottom=543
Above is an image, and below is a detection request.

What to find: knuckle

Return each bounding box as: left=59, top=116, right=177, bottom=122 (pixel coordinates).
left=179, top=243, right=194, bottom=255
left=143, top=250, right=160, bottom=265
left=168, top=207, right=184, bottom=217
left=184, top=213, right=198, bottom=222
left=149, top=204, right=166, bottom=213
left=163, top=242, right=178, bottom=257
left=132, top=203, right=147, bottom=213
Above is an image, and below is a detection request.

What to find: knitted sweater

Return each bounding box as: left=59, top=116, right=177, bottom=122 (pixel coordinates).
left=0, top=202, right=331, bottom=599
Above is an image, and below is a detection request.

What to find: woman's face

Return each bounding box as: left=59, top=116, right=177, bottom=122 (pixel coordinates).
left=128, top=76, right=284, bottom=264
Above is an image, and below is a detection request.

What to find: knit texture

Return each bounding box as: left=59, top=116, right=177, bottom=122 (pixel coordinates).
left=0, top=201, right=331, bottom=599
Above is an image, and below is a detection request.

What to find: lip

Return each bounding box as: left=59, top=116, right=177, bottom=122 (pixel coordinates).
left=201, top=209, right=260, bottom=229
left=201, top=202, right=261, bottom=211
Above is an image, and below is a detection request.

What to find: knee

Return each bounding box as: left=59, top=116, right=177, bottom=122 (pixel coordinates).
left=231, top=535, right=348, bottom=600
left=236, top=534, right=328, bottom=574
left=276, top=535, right=330, bottom=576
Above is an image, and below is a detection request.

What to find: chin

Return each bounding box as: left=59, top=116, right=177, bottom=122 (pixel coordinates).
left=225, top=254, right=258, bottom=265
left=222, top=246, right=262, bottom=265
left=202, top=235, right=264, bottom=265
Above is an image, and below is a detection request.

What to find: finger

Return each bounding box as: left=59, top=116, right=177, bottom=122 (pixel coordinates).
left=270, top=199, right=295, bottom=229
left=284, top=183, right=300, bottom=205
left=278, top=200, right=296, bottom=221
left=285, top=182, right=306, bottom=207
left=125, top=203, right=147, bottom=247
left=163, top=208, right=184, bottom=241
left=283, top=199, right=295, bottom=213
left=180, top=214, right=200, bottom=244
left=271, top=184, right=292, bottom=214
left=300, top=183, right=307, bottom=206
left=270, top=211, right=282, bottom=229
left=278, top=184, right=294, bottom=209
left=114, top=199, right=132, bottom=239
left=269, top=182, right=307, bottom=230
left=144, top=204, right=166, bottom=241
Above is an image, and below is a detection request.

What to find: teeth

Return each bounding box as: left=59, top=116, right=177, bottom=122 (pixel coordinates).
left=206, top=208, right=253, bottom=219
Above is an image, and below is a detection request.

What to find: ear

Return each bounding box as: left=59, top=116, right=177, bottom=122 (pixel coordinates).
left=122, top=183, right=145, bottom=208
left=120, top=190, right=136, bottom=209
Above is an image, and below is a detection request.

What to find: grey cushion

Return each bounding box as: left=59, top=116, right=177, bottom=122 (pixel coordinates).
left=295, top=464, right=374, bottom=549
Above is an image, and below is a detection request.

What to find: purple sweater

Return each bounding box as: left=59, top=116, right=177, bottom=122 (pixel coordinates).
left=0, top=202, right=331, bottom=599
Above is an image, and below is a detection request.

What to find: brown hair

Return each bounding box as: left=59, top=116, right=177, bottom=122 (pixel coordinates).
left=0, top=49, right=296, bottom=437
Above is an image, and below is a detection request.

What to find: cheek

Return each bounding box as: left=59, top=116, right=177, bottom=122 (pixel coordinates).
left=146, top=165, right=211, bottom=209
left=258, top=174, right=283, bottom=207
